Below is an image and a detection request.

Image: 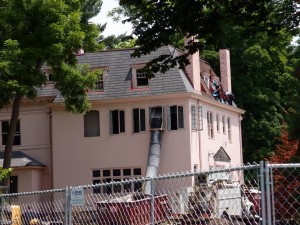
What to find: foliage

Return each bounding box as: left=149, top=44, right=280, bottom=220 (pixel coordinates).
left=116, top=0, right=300, bottom=162
left=0, top=0, right=102, bottom=172
left=268, top=128, right=300, bottom=222
left=116, top=0, right=299, bottom=73
left=101, top=34, right=136, bottom=49
left=269, top=128, right=299, bottom=163
left=0, top=167, right=12, bottom=183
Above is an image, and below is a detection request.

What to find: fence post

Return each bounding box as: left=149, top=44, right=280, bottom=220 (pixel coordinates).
left=1, top=195, right=3, bottom=225
left=150, top=179, right=155, bottom=225
left=265, top=162, right=273, bottom=225
left=64, top=186, right=71, bottom=225
left=260, top=161, right=267, bottom=225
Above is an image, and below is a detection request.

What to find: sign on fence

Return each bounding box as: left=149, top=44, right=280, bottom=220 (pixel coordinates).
left=70, top=187, right=85, bottom=206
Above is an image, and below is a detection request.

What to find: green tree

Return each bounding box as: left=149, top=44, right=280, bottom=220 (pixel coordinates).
left=115, top=0, right=299, bottom=162
left=115, top=0, right=298, bottom=72
left=101, top=33, right=136, bottom=49
left=0, top=0, right=102, bottom=182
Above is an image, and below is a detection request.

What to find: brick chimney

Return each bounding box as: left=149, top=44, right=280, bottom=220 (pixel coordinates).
left=219, top=49, right=232, bottom=93
left=184, top=37, right=201, bottom=92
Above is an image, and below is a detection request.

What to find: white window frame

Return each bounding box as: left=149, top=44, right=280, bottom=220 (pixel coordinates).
left=93, top=68, right=108, bottom=91
left=132, top=64, right=149, bottom=89
left=167, top=105, right=184, bottom=130
left=207, top=111, right=214, bottom=138
left=227, top=117, right=232, bottom=142
left=109, top=110, right=126, bottom=135
left=198, top=106, right=203, bottom=130
left=222, top=115, right=226, bottom=134
left=191, top=105, right=197, bottom=130
left=133, top=108, right=146, bottom=133
left=216, top=113, right=220, bottom=132
left=92, top=168, right=142, bottom=194
left=191, top=105, right=203, bottom=131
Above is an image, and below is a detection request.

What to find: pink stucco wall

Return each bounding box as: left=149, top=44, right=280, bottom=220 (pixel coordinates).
left=51, top=94, right=243, bottom=189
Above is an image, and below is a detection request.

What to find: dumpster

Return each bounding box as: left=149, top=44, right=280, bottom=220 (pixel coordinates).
left=97, top=195, right=170, bottom=225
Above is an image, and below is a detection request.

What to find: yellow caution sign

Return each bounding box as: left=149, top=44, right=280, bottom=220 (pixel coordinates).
left=11, top=205, right=22, bottom=225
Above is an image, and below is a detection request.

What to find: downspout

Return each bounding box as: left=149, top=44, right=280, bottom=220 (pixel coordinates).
left=144, top=130, right=162, bottom=195
left=47, top=107, right=54, bottom=189
left=238, top=114, right=243, bottom=165
left=197, top=100, right=202, bottom=170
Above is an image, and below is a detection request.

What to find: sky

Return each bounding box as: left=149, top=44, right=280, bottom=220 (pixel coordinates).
left=90, top=0, right=132, bottom=37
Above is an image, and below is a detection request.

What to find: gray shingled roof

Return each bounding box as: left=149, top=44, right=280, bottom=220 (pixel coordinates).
left=49, top=46, right=195, bottom=102
left=0, top=151, right=45, bottom=168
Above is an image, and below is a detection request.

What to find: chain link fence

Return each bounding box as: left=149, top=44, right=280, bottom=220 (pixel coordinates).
left=1, top=162, right=300, bottom=225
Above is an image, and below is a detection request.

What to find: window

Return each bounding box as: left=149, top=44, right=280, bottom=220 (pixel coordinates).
left=150, top=107, right=164, bottom=130
left=167, top=105, right=184, bottom=130
left=191, top=106, right=197, bottom=130
left=94, top=69, right=107, bottom=91
left=207, top=111, right=213, bottom=138
left=192, top=105, right=203, bottom=131
left=110, top=110, right=125, bottom=134
left=132, top=66, right=150, bottom=89
left=133, top=108, right=146, bottom=133
left=227, top=117, right=232, bottom=142
left=44, top=70, right=55, bottom=83
left=136, top=69, right=149, bottom=86
left=198, top=106, right=203, bottom=130
left=222, top=115, right=226, bottom=134
left=10, top=176, right=18, bottom=193
left=92, top=168, right=142, bottom=194
left=2, top=120, right=21, bottom=145
left=216, top=113, right=220, bottom=132
left=84, top=110, right=100, bottom=137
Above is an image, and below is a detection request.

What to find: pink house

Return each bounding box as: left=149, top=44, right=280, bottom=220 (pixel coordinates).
left=0, top=46, right=244, bottom=193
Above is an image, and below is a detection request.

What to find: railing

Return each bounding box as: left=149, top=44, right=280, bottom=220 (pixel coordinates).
left=1, top=161, right=300, bottom=225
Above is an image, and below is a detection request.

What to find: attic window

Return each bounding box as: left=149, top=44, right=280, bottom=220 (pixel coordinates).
left=136, top=69, right=149, bottom=86
left=132, top=65, right=150, bottom=89
left=93, top=69, right=108, bottom=92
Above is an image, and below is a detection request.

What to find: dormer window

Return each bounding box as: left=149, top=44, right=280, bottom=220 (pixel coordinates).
left=93, top=68, right=108, bottom=92
left=43, top=70, right=55, bottom=84
left=132, top=65, right=150, bottom=89
left=136, top=68, right=149, bottom=86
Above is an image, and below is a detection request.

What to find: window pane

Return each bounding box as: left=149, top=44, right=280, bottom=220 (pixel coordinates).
left=103, top=170, right=110, bottom=177
left=178, top=106, right=184, bottom=129
left=134, top=181, right=142, bottom=192
left=84, top=111, right=100, bottom=137
left=2, top=134, right=7, bottom=145
left=113, top=169, right=121, bottom=176
left=103, top=178, right=112, bottom=194
left=133, top=108, right=140, bottom=133
left=93, top=180, right=101, bottom=194
left=2, top=121, right=21, bottom=145
left=134, top=168, right=141, bottom=175
left=13, top=136, right=20, bottom=146
left=140, top=109, right=146, bottom=131
left=93, top=170, right=100, bottom=177
left=123, top=169, right=131, bottom=176
left=2, top=121, right=9, bottom=133
left=119, top=110, right=125, bottom=133
left=136, top=69, right=149, bottom=86
left=170, top=106, right=178, bottom=130
left=191, top=106, right=196, bottom=130
left=124, top=180, right=132, bottom=192
left=9, top=176, right=18, bottom=193
left=112, top=110, right=119, bottom=134
left=113, top=179, right=122, bottom=193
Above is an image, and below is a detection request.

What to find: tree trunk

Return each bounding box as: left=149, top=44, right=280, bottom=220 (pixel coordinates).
left=1, top=93, right=23, bottom=186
